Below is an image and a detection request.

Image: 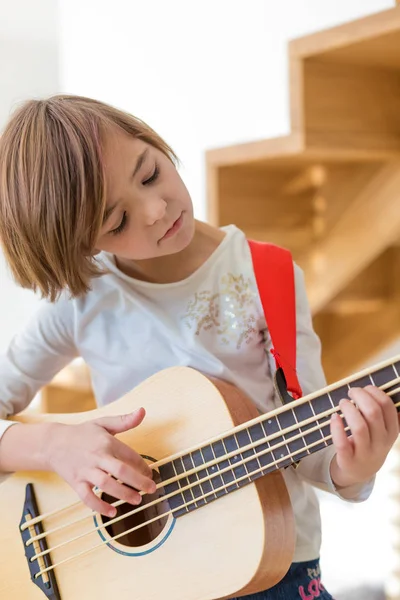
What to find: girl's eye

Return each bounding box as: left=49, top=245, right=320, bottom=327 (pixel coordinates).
left=143, top=164, right=159, bottom=185
left=110, top=211, right=127, bottom=236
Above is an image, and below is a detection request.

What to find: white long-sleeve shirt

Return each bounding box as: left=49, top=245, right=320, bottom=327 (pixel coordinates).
left=0, top=224, right=372, bottom=561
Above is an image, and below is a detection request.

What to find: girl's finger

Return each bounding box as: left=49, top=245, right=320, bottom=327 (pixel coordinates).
left=101, top=456, right=156, bottom=495
left=76, top=481, right=116, bottom=517
left=114, top=439, right=153, bottom=478
left=91, top=470, right=143, bottom=513
left=348, top=387, right=386, bottom=446
left=339, top=397, right=371, bottom=452
left=330, top=412, right=353, bottom=460
left=362, top=385, right=399, bottom=441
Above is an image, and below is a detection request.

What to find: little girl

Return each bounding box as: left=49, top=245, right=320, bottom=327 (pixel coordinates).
left=0, top=95, right=397, bottom=600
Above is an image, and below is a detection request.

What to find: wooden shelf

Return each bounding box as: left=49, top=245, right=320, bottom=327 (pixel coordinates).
left=206, top=5, right=400, bottom=383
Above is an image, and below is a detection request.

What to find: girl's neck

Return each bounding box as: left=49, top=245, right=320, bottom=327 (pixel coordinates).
left=115, top=220, right=226, bottom=284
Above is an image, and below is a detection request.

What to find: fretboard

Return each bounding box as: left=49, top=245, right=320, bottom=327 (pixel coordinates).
left=159, top=357, right=400, bottom=518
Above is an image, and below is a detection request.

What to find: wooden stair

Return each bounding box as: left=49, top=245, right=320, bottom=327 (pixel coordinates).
left=206, top=5, right=400, bottom=384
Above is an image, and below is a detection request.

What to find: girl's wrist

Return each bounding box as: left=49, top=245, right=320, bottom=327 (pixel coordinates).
left=0, top=421, right=65, bottom=472
left=45, top=422, right=70, bottom=471
left=330, top=455, right=366, bottom=489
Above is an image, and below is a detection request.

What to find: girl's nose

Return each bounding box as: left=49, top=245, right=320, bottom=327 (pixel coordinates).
left=144, top=197, right=167, bottom=226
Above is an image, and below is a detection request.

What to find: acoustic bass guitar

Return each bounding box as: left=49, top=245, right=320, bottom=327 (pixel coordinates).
left=1, top=358, right=400, bottom=599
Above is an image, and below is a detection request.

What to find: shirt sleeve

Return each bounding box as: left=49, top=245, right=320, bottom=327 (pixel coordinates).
left=286, top=263, right=374, bottom=503
left=0, top=294, right=78, bottom=440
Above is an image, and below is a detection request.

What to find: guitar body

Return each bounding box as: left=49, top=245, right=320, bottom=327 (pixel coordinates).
left=0, top=367, right=295, bottom=600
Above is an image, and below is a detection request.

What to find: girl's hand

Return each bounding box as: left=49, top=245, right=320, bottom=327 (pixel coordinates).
left=330, top=385, right=399, bottom=489
left=46, top=407, right=156, bottom=517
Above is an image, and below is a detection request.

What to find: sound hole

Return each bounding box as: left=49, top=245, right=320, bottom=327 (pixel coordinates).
left=101, top=470, right=169, bottom=547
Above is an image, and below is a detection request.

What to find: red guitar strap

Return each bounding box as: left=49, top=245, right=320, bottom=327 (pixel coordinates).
left=248, top=239, right=303, bottom=400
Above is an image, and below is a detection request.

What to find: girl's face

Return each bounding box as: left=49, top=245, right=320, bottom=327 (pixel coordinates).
left=95, top=128, right=194, bottom=260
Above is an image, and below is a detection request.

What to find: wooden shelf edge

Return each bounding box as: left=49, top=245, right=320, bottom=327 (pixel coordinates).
left=288, top=5, right=400, bottom=60
left=206, top=142, right=399, bottom=171
left=207, top=7, right=400, bottom=171
left=205, top=133, right=304, bottom=168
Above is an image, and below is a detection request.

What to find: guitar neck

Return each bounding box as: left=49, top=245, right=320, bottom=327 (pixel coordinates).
left=159, top=356, right=400, bottom=518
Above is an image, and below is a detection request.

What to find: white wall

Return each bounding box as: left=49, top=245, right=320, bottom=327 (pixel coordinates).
left=58, top=0, right=396, bottom=595
left=0, top=0, right=59, bottom=351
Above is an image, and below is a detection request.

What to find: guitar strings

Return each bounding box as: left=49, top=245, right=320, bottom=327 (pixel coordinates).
left=26, top=389, right=371, bottom=548
left=22, top=371, right=400, bottom=533
left=32, top=392, right=400, bottom=580
left=34, top=418, right=351, bottom=578
left=26, top=381, right=400, bottom=548
left=28, top=401, right=346, bottom=557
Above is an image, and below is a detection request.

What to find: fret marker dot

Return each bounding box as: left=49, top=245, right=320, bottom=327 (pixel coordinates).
left=268, top=420, right=272, bottom=424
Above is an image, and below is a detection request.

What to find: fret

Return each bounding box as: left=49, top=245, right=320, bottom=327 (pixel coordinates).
left=326, top=385, right=348, bottom=406
left=307, top=401, right=320, bottom=436
left=248, top=423, right=275, bottom=473
left=350, top=375, right=373, bottom=388
left=158, top=461, right=187, bottom=518
left=391, top=391, right=400, bottom=411
left=301, top=399, right=327, bottom=448
left=173, top=457, right=197, bottom=511
left=210, top=444, right=227, bottom=498
left=287, top=407, right=310, bottom=456
left=236, top=429, right=260, bottom=479
left=327, top=385, right=352, bottom=436
left=370, top=364, right=397, bottom=388
left=225, top=434, right=249, bottom=483
left=393, top=389, right=400, bottom=400
left=182, top=453, right=205, bottom=508
left=310, top=394, right=333, bottom=445
left=212, top=440, right=237, bottom=493
left=341, top=412, right=350, bottom=435
left=391, top=363, right=400, bottom=412
left=370, top=364, right=400, bottom=411
left=276, top=409, right=307, bottom=457
left=192, top=449, right=214, bottom=504
left=201, top=445, right=224, bottom=499
left=233, top=433, right=253, bottom=484
left=262, top=415, right=292, bottom=469
left=220, top=438, right=240, bottom=492
left=293, top=402, right=326, bottom=453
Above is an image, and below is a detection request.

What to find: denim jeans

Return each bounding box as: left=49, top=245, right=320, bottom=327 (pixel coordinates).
left=231, top=559, right=334, bottom=600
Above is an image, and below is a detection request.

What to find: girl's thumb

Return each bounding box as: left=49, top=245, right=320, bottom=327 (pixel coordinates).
left=95, top=407, right=146, bottom=435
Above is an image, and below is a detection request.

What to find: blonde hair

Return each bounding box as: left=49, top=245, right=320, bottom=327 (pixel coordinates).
left=0, top=95, right=177, bottom=301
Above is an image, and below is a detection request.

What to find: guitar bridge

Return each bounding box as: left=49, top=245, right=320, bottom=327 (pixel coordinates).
left=19, top=483, right=61, bottom=600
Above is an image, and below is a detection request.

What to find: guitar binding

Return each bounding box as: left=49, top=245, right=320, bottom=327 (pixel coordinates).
left=19, top=483, right=61, bottom=600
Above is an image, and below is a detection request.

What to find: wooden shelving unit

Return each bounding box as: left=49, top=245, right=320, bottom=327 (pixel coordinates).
left=206, top=5, right=400, bottom=384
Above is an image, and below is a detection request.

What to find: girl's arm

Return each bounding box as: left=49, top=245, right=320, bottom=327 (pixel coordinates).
left=0, top=294, right=78, bottom=444
left=0, top=295, right=155, bottom=515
